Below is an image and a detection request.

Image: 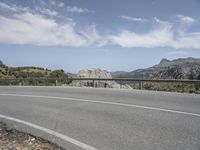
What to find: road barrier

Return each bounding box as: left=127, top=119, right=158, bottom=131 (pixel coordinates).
left=0, top=78, right=200, bottom=93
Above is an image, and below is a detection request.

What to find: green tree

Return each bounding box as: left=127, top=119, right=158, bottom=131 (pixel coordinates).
left=0, top=60, right=6, bottom=68
left=49, top=70, right=68, bottom=78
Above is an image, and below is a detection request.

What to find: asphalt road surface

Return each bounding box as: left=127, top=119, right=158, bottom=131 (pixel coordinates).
left=0, top=86, right=200, bottom=150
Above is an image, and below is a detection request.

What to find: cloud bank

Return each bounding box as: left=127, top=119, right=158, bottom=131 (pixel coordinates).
left=0, top=1, right=200, bottom=49
left=109, top=16, right=200, bottom=49
left=0, top=2, right=104, bottom=47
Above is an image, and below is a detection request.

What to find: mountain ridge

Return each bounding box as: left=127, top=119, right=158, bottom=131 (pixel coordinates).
left=111, top=57, right=200, bottom=80
left=1, top=57, right=200, bottom=80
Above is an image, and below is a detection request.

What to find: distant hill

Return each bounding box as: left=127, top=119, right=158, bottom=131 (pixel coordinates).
left=111, top=57, right=200, bottom=80
left=0, top=60, right=72, bottom=79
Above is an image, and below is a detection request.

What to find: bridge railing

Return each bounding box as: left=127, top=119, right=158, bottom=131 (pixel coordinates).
left=0, top=78, right=200, bottom=93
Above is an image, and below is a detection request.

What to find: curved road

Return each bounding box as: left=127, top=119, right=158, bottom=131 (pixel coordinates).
left=0, top=86, right=200, bottom=150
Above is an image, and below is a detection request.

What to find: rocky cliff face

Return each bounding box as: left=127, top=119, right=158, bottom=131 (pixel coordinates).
left=152, top=57, right=200, bottom=79
left=73, top=68, right=132, bottom=89
left=78, top=68, right=112, bottom=79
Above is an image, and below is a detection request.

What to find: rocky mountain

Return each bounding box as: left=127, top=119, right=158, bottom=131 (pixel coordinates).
left=73, top=68, right=132, bottom=89
left=111, top=57, right=200, bottom=80
left=78, top=68, right=112, bottom=79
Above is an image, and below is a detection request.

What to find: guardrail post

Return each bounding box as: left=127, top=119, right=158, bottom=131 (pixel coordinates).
left=93, top=80, right=95, bottom=88
left=120, top=83, right=122, bottom=89
left=182, top=83, right=184, bottom=93
left=142, top=81, right=144, bottom=89
left=55, top=80, right=58, bottom=86
left=139, top=81, right=142, bottom=90
left=22, top=79, right=24, bottom=86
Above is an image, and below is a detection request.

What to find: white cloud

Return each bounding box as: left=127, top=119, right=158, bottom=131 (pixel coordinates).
left=43, top=1, right=92, bottom=13
left=58, top=2, right=64, bottom=7
left=0, top=1, right=30, bottom=12
left=109, top=18, right=173, bottom=48
left=46, top=0, right=64, bottom=8
left=0, top=2, right=17, bottom=11
left=66, top=6, right=94, bottom=13
left=36, top=7, right=58, bottom=17
left=120, top=16, right=147, bottom=22
left=153, top=17, right=171, bottom=26
left=109, top=17, right=200, bottom=49
left=0, top=2, right=103, bottom=47
left=0, top=1, right=58, bottom=17
left=0, top=12, right=104, bottom=47
left=79, top=24, right=107, bottom=47
left=170, top=32, right=200, bottom=48
left=0, top=1, right=200, bottom=49
left=176, top=14, right=195, bottom=24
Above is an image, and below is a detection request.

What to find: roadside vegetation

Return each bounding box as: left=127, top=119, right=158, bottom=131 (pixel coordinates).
left=0, top=60, right=73, bottom=86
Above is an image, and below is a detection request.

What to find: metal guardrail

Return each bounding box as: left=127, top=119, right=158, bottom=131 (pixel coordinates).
left=0, top=78, right=200, bottom=90
left=0, top=77, right=200, bottom=83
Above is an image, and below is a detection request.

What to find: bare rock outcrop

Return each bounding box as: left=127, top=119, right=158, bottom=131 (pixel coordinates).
left=72, top=68, right=132, bottom=89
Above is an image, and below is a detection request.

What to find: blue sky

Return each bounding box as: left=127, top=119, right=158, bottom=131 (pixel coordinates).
left=0, top=0, right=200, bottom=73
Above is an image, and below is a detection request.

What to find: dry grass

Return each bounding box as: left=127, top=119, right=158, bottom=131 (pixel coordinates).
left=0, top=122, right=65, bottom=150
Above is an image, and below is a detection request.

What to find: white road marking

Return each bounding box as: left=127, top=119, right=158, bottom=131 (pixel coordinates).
left=0, top=93, right=200, bottom=117
left=0, top=114, right=98, bottom=150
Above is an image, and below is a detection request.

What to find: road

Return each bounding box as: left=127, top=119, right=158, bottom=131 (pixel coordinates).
left=0, top=86, right=200, bottom=150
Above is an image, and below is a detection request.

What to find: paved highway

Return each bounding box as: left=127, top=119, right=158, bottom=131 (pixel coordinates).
left=0, top=86, right=200, bottom=150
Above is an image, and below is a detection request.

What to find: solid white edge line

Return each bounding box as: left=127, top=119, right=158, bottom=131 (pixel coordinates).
left=0, top=93, right=200, bottom=117
left=0, top=114, right=98, bottom=150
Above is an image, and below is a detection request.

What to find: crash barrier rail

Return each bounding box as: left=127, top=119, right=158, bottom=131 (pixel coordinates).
left=0, top=77, right=200, bottom=91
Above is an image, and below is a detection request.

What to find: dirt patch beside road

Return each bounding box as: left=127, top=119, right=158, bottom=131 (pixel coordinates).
left=0, top=121, right=65, bottom=150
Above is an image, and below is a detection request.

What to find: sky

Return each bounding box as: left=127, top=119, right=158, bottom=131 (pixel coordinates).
left=0, top=0, right=200, bottom=73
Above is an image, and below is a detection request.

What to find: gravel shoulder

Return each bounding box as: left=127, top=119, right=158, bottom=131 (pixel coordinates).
left=0, top=121, right=65, bottom=150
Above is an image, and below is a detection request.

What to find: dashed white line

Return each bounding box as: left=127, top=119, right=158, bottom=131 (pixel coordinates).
left=0, top=113, right=98, bottom=150
left=0, top=93, right=200, bottom=117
